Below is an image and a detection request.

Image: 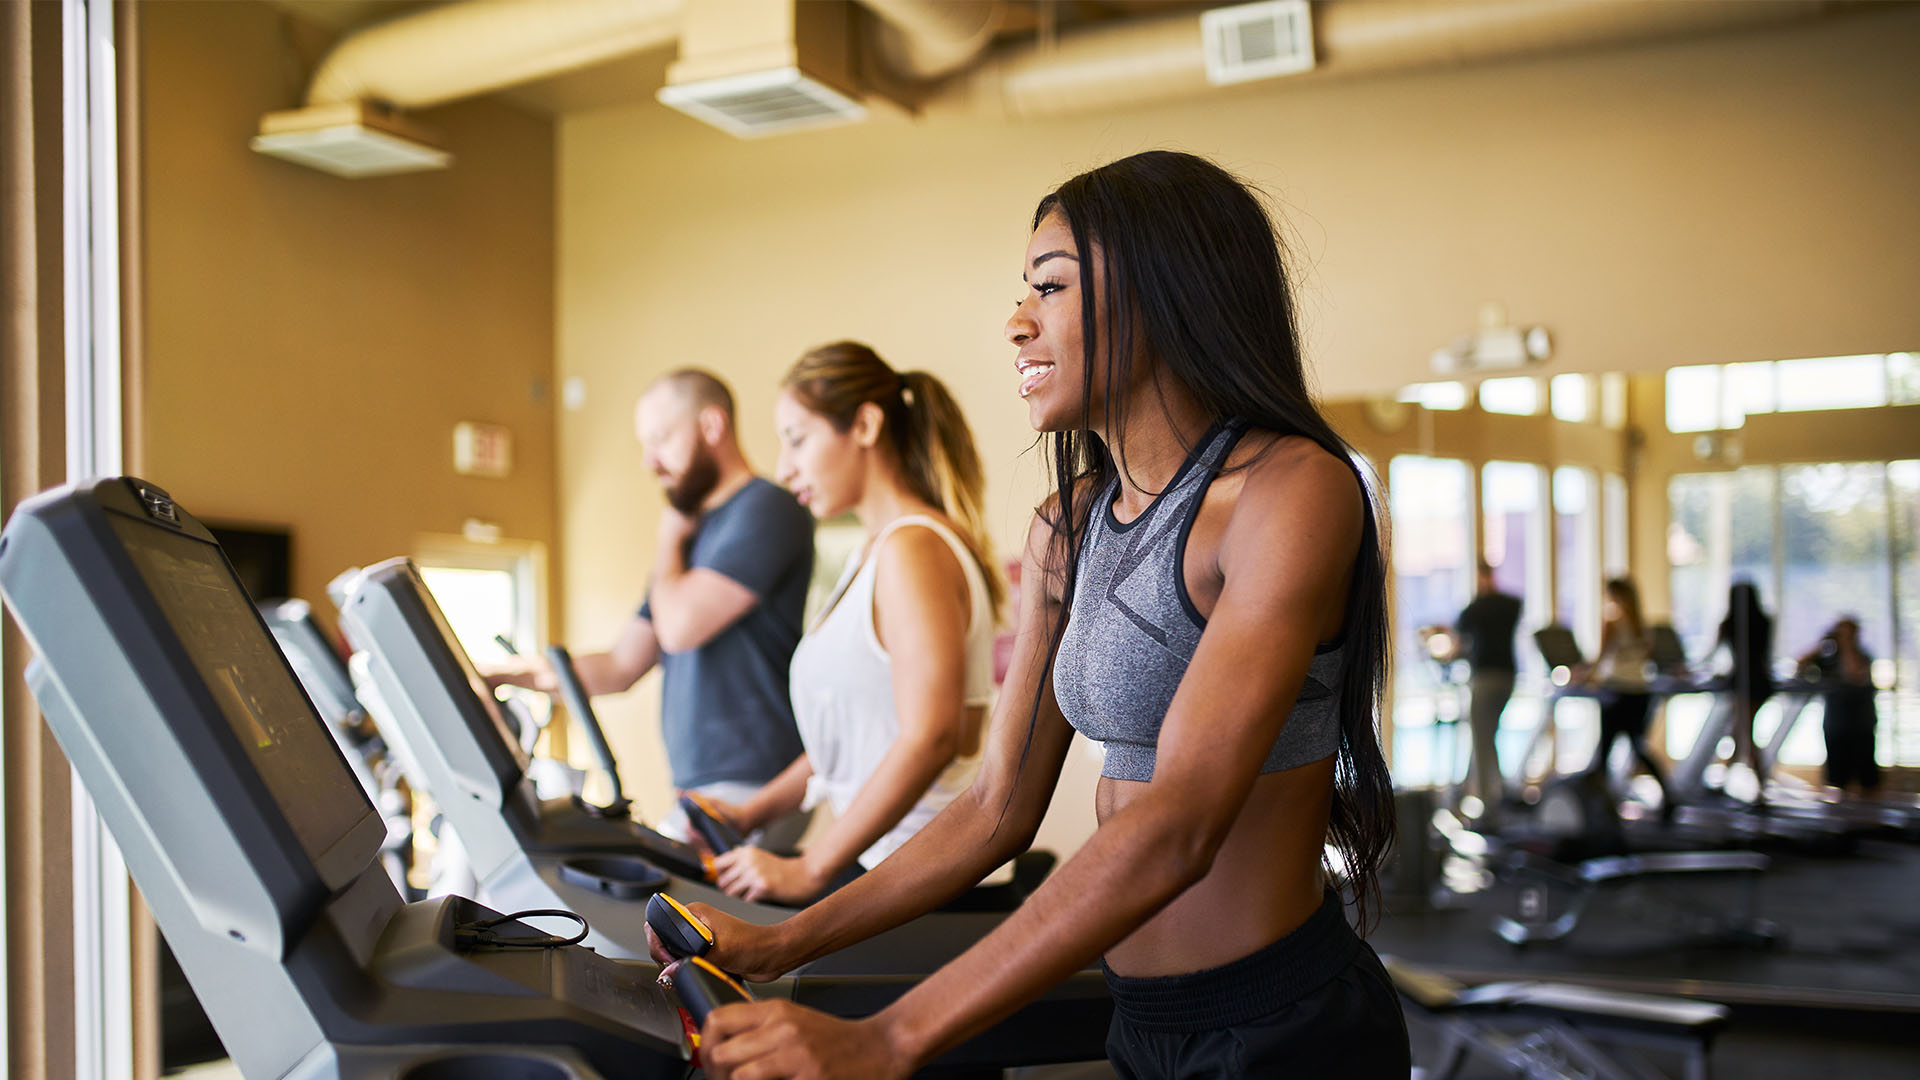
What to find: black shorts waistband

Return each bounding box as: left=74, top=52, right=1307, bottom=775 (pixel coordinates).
left=1102, top=888, right=1361, bottom=1032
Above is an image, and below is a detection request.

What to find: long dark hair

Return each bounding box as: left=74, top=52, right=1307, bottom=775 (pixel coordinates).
left=1022, top=150, right=1395, bottom=927
left=1605, top=577, right=1645, bottom=638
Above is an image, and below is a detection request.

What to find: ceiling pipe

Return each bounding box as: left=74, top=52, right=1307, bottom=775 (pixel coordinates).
left=855, top=0, right=1008, bottom=82
left=951, top=0, right=1838, bottom=121
left=304, top=0, right=684, bottom=109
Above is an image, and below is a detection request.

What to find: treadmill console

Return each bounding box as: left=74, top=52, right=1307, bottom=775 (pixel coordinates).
left=0, top=479, right=689, bottom=1079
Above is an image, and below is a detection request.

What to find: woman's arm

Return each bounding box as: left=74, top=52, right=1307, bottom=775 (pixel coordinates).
left=729, top=754, right=814, bottom=833
left=703, top=446, right=1366, bottom=1079
left=798, top=527, right=976, bottom=878
left=714, top=527, right=976, bottom=903
left=1583, top=617, right=1618, bottom=683
left=686, top=510, right=1077, bottom=977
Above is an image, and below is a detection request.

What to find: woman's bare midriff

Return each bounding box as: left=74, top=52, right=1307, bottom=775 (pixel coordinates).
left=1097, top=757, right=1336, bottom=977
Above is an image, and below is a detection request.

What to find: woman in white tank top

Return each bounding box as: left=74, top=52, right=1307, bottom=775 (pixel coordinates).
left=704, top=342, right=1003, bottom=905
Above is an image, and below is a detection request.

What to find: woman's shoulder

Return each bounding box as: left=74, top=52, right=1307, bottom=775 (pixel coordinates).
left=1225, top=429, right=1363, bottom=524
left=874, top=515, right=970, bottom=587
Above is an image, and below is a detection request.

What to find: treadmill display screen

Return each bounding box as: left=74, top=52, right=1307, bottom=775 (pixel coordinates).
left=110, top=514, right=371, bottom=863
left=266, top=610, right=359, bottom=723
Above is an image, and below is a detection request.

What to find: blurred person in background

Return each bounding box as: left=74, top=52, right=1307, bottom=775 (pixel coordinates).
left=1799, top=616, right=1881, bottom=797
left=1455, top=560, right=1522, bottom=822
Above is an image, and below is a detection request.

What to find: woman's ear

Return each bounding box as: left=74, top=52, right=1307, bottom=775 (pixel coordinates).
left=852, top=401, right=885, bottom=448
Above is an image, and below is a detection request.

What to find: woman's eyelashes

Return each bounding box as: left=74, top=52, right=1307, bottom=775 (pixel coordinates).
left=1014, top=280, right=1067, bottom=307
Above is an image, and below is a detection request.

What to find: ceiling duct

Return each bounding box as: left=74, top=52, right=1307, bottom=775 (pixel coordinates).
left=953, top=0, right=1837, bottom=121
left=657, top=0, right=866, bottom=138
left=304, top=0, right=683, bottom=109
left=255, top=0, right=683, bottom=177
left=855, top=0, right=1007, bottom=82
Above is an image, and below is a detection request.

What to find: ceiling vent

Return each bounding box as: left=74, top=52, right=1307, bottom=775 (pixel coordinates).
left=1201, top=0, right=1315, bottom=87
left=250, top=102, right=450, bottom=178
left=658, top=67, right=866, bottom=139
left=658, top=0, right=867, bottom=138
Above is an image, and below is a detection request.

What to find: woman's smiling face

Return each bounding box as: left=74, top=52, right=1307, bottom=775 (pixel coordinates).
left=1005, top=211, right=1113, bottom=433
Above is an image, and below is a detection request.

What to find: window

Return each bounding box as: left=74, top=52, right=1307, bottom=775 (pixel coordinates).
left=1554, top=467, right=1600, bottom=648
left=1666, top=468, right=1775, bottom=663
left=1668, top=463, right=1920, bottom=767
left=1719, top=361, right=1776, bottom=429
left=1892, top=461, right=1920, bottom=765
left=1482, top=461, right=1550, bottom=650
left=1387, top=456, right=1475, bottom=784
left=1666, top=365, right=1720, bottom=433
left=1397, top=381, right=1468, bottom=411
left=1775, top=355, right=1887, bottom=413
left=1479, top=376, right=1540, bottom=416
left=1775, top=464, right=1893, bottom=767
left=1603, top=473, right=1629, bottom=578
left=62, top=0, right=132, bottom=1073
left=1890, top=352, right=1920, bottom=405
left=1550, top=373, right=1591, bottom=422
left=1666, top=354, right=1912, bottom=433
left=416, top=537, right=546, bottom=666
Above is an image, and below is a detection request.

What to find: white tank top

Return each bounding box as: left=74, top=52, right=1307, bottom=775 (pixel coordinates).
left=789, top=515, right=997, bottom=869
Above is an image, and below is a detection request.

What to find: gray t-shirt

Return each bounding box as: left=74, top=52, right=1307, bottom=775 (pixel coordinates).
left=639, top=478, right=812, bottom=788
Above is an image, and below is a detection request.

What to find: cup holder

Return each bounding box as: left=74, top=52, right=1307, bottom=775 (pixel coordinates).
left=401, top=1053, right=571, bottom=1080
left=559, top=854, right=670, bottom=900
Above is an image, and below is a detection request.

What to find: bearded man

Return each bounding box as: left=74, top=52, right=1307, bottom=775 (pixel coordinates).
left=488, top=369, right=814, bottom=850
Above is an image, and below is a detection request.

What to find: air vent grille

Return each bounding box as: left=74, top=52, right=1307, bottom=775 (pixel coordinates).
left=658, top=67, right=866, bottom=139
left=1201, top=0, right=1315, bottom=87
left=250, top=103, right=450, bottom=179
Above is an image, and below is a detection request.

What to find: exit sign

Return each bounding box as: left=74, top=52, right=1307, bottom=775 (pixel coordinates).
left=453, top=421, right=512, bottom=478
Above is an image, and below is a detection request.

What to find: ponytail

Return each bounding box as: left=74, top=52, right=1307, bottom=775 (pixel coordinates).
left=783, top=343, right=1006, bottom=616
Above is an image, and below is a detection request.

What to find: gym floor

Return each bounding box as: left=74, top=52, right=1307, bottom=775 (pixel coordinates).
left=1373, top=836, right=1920, bottom=1078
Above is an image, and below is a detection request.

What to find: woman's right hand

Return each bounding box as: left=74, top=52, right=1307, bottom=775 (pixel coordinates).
left=645, top=899, right=795, bottom=983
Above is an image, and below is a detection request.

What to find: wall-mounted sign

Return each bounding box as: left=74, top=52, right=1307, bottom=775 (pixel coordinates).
left=453, top=421, right=512, bottom=478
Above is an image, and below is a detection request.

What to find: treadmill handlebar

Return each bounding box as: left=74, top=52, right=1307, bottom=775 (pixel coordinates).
left=646, top=893, right=713, bottom=960
left=671, top=956, right=753, bottom=1029
left=545, top=644, right=631, bottom=814
left=680, top=792, right=744, bottom=855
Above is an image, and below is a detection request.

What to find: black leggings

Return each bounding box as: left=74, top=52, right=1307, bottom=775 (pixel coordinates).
left=1103, top=890, right=1409, bottom=1079
left=1590, top=692, right=1672, bottom=804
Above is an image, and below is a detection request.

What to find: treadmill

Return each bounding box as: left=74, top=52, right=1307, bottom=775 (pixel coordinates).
left=261, top=598, right=416, bottom=894
left=0, top=478, right=688, bottom=1078
left=4, top=478, right=1112, bottom=1075
left=332, top=556, right=1110, bottom=1060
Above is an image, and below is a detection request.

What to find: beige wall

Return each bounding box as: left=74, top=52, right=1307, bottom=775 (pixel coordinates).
left=559, top=10, right=1920, bottom=838
left=137, top=1, right=558, bottom=638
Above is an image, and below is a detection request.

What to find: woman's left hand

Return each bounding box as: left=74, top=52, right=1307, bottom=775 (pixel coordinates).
left=713, top=847, right=827, bottom=904
left=701, top=1001, right=913, bottom=1080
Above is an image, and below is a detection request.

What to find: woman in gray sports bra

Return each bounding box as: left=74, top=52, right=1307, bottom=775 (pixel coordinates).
left=663, top=151, right=1407, bottom=1080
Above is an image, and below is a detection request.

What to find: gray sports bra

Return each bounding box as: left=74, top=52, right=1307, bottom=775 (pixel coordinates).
left=1051, top=422, right=1344, bottom=782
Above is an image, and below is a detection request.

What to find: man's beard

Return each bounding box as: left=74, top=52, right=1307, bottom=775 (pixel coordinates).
left=664, top=444, right=720, bottom=515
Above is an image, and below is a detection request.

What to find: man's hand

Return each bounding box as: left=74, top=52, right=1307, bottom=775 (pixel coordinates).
left=700, top=1003, right=914, bottom=1080
left=657, top=506, right=699, bottom=553
left=477, top=654, right=556, bottom=692
left=714, top=847, right=829, bottom=906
